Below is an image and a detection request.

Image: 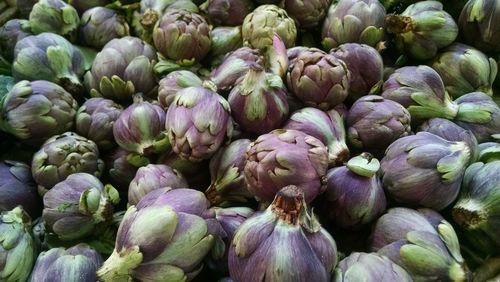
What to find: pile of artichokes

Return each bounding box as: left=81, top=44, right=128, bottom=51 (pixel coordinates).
left=1, top=0, right=500, bottom=281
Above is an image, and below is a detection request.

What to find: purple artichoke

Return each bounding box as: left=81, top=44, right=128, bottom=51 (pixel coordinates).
left=42, top=173, right=119, bottom=241
left=76, top=97, right=124, bottom=151
left=79, top=7, right=130, bottom=49
left=0, top=19, right=31, bottom=61
left=284, top=0, right=330, bottom=28
left=113, top=96, right=169, bottom=156
left=228, top=65, right=289, bottom=134
left=28, top=0, right=79, bottom=40
left=347, top=95, right=411, bottom=153
left=206, top=139, right=253, bottom=205
left=158, top=70, right=203, bottom=108
left=229, top=185, right=338, bottom=282
left=318, top=153, right=386, bottom=229
left=244, top=129, right=329, bottom=204
left=128, top=164, right=188, bottom=206
left=166, top=86, right=233, bottom=162
left=419, top=118, right=476, bottom=144
left=459, top=0, right=500, bottom=53
left=0, top=160, right=41, bottom=218
left=153, top=9, right=211, bottom=63
left=31, top=132, right=105, bottom=194
left=84, top=36, right=158, bottom=103
left=380, top=132, right=475, bottom=210
left=331, top=43, right=384, bottom=100
left=205, top=0, right=254, bottom=26
left=68, top=0, right=112, bottom=15
left=283, top=107, right=349, bottom=166
left=287, top=49, right=350, bottom=110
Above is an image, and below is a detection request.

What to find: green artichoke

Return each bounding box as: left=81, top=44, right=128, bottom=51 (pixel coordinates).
left=29, top=0, right=79, bottom=40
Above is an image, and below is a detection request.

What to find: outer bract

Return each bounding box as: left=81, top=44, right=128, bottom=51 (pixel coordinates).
left=244, top=129, right=329, bottom=204
left=0, top=206, right=36, bottom=282
left=12, top=33, right=86, bottom=96
left=206, top=0, right=254, bottom=26
left=419, top=118, right=478, bottom=153
left=284, top=0, right=330, bottom=28
left=42, top=173, right=119, bottom=241
left=431, top=43, right=497, bottom=98
left=347, top=95, right=411, bottom=153
left=29, top=0, right=79, bottom=40
left=452, top=161, right=500, bottom=255
left=287, top=49, right=350, bottom=110
left=84, top=36, right=157, bottom=103
left=283, top=107, right=349, bottom=166
left=459, top=0, right=500, bottom=53
left=210, top=26, right=243, bottom=58
left=31, top=132, right=105, bottom=194
left=0, top=80, right=78, bottom=144
left=380, top=132, right=475, bottom=210
left=128, top=164, right=188, bottom=206
left=113, top=97, right=168, bottom=156
left=0, top=160, right=41, bottom=218
left=334, top=252, right=412, bottom=282
left=97, top=188, right=214, bottom=281
left=76, top=97, right=124, bottom=151
left=228, top=66, right=289, bottom=134
left=385, top=1, right=458, bottom=60
left=229, top=186, right=338, bottom=282
left=371, top=207, right=469, bottom=282
left=241, top=4, right=297, bottom=49
left=158, top=70, right=203, bottom=108
left=0, top=19, right=31, bottom=61
left=318, top=153, right=386, bottom=229
left=321, top=0, right=386, bottom=50
left=206, top=139, right=253, bottom=205
left=79, top=7, right=130, bottom=50
left=331, top=43, right=384, bottom=100
left=29, top=244, right=103, bottom=282
left=153, top=9, right=211, bottom=62
left=166, top=87, right=233, bottom=162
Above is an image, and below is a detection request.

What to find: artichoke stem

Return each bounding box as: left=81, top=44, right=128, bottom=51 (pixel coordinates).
left=60, top=76, right=84, bottom=98
left=97, top=247, right=143, bottom=282
left=271, top=185, right=303, bottom=225
left=140, top=9, right=159, bottom=28
left=451, top=200, right=487, bottom=230
left=205, top=184, right=221, bottom=206
left=385, top=15, right=414, bottom=34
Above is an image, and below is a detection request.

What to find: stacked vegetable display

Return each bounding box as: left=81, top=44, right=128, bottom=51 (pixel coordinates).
left=1, top=0, right=500, bottom=281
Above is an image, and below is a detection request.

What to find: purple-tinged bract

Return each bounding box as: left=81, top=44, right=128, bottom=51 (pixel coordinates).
left=459, top=0, right=500, bottom=53
left=28, top=0, right=79, bottom=40
left=0, top=19, right=31, bottom=61
left=206, top=0, right=254, bottom=26
left=79, top=7, right=130, bottom=49
left=158, top=70, right=203, bottom=108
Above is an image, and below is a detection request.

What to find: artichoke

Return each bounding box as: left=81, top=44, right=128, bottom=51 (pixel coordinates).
left=431, top=43, right=497, bottom=98
left=12, top=33, right=86, bottom=96
left=385, top=1, right=458, bottom=60
left=166, top=86, right=233, bottom=162
left=228, top=65, right=289, bottom=134
left=210, top=26, right=243, bottom=58
left=97, top=188, right=214, bottom=281
left=452, top=161, right=500, bottom=254
left=459, top=0, right=500, bottom=53
left=0, top=160, right=41, bottom=218
left=128, top=164, right=188, bottom=206
left=158, top=70, right=203, bottom=108
left=68, top=0, right=112, bottom=15
left=334, top=252, right=412, bottom=282
left=84, top=36, right=158, bottom=103
left=241, top=4, right=297, bottom=49
left=380, top=132, right=475, bottom=210
left=113, top=96, right=169, bottom=157
left=28, top=0, right=79, bottom=40
left=318, top=153, right=386, bottom=229
left=0, top=80, right=78, bottom=144
left=381, top=65, right=459, bottom=120
left=419, top=118, right=476, bottom=144
left=153, top=9, right=211, bottom=63
left=321, top=0, right=386, bottom=50
left=28, top=244, right=103, bottom=282
left=0, top=19, right=31, bottom=61
left=76, top=97, right=124, bottom=151
left=286, top=48, right=350, bottom=110
left=0, top=206, right=36, bottom=282
left=42, top=173, right=119, bottom=241
left=205, top=0, right=254, bottom=26
left=331, top=43, right=384, bottom=100
left=244, top=129, right=329, bottom=204
left=31, top=132, right=105, bottom=194
left=283, top=107, right=349, bottom=166
left=206, top=139, right=253, bottom=205
left=371, top=207, right=469, bottom=282
left=347, top=95, right=411, bottom=153
left=229, top=185, right=338, bottom=282
left=79, top=7, right=130, bottom=50
left=284, top=0, right=330, bottom=28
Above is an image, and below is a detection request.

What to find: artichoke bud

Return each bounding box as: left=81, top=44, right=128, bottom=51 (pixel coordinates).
left=29, top=0, right=80, bottom=40
left=210, top=26, right=243, bottom=58
left=459, top=0, right=500, bottom=53
left=334, top=252, right=413, bottom=281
